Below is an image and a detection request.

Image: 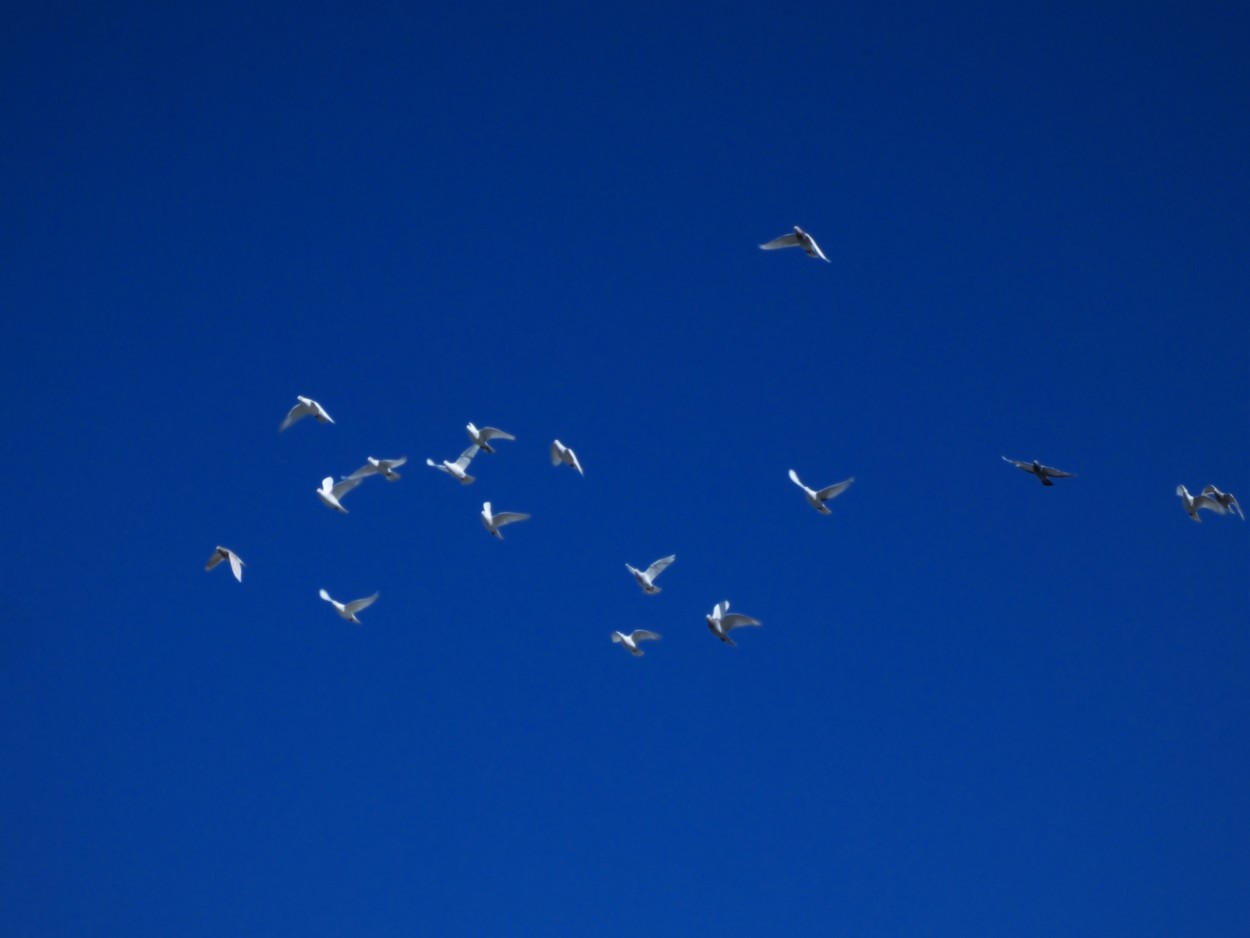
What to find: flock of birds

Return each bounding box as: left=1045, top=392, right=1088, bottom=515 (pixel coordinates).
left=205, top=227, right=1245, bottom=655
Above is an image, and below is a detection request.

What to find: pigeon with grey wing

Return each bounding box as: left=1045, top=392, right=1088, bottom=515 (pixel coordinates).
left=759, top=226, right=829, bottom=262
left=626, top=555, right=675, bottom=595
left=279, top=395, right=334, bottom=431
left=706, top=601, right=762, bottom=647
left=788, top=468, right=853, bottom=514
left=1202, top=485, right=1244, bottom=520
left=205, top=546, right=245, bottom=583
left=611, top=630, right=661, bottom=656
left=1002, top=456, right=1075, bottom=486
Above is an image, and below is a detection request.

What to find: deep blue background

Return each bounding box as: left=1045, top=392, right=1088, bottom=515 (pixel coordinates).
left=3, top=3, right=1247, bottom=934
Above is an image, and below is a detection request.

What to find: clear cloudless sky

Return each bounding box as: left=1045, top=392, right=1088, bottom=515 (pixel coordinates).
left=2, top=2, right=1247, bottom=935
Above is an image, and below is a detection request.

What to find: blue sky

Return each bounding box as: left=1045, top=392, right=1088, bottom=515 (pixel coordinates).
left=2, top=2, right=1248, bottom=935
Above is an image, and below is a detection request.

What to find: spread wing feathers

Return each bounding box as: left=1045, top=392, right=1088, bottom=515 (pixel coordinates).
left=721, top=614, right=761, bottom=632
left=644, top=555, right=676, bottom=580
left=279, top=400, right=311, bottom=431
left=205, top=549, right=226, bottom=571
left=478, top=427, right=514, bottom=442
left=1002, top=456, right=1029, bottom=471
left=453, top=445, right=481, bottom=469
left=226, top=552, right=244, bottom=581
left=817, top=478, right=854, bottom=501
left=318, top=589, right=334, bottom=603
left=1038, top=465, right=1074, bottom=478
left=787, top=469, right=811, bottom=492
left=632, top=630, right=661, bottom=643
left=760, top=232, right=802, bottom=250
left=491, top=511, right=530, bottom=528
left=331, top=476, right=364, bottom=499
left=550, top=441, right=564, bottom=465
left=344, top=593, right=379, bottom=614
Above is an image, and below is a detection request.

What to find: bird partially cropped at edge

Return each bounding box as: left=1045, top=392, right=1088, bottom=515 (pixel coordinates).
left=759, top=226, right=829, bottom=262
left=279, top=395, right=334, bottom=431
left=611, top=630, right=661, bottom=656
left=1202, top=485, right=1244, bottom=520
left=205, top=546, right=244, bottom=583
left=626, top=555, right=676, bottom=595
left=318, top=588, right=379, bottom=624
left=706, top=600, right=762, bottom=647
left=1002, top=456, right=1075, bottom=486
left=788, top=468, right=853, bottom=514
left=466, top=423, right=515, bottom=454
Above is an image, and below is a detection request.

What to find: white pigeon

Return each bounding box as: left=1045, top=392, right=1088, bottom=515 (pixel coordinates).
left=204, top=546, right=244, bottom=583
left=426, top=444, right=481, bottom=484
left=759, top=225, right=829, bottom=262
left=550, top=439, right=584, bottom=476
left=706, top=600, right=762, bottom=647
left=279, top=395, right=334, bottom=431
left=611, top=630, right=662, bottom=656
left=1177, top=484, right=1225, bottom=523
left=318, top=588, right=378, bottom=624
left=1202, top=485, right=1245, bottom=520
left=317, top=474, right=363, bottom=513
left=481, top=501, right=530, bottom=539
left=626, top=555, right=676, bottom=595
left=466, top=423, right=516, bottom=454
left=1002, top=456, right=1075, bottom=486
left=345, top=456, right=407, bottom=482
left=788, top=468, right=854, bottom=514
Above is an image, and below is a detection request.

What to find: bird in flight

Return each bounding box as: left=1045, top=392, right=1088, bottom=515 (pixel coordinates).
left=345, top=456, right=407, bottom=482
left=1002, top=456, right=1075, bottom=486
left=481, top=501, right=531, bottom=539
left=279, top=395, right=334, bottom=431
left=1201, top=485, right=1244, bottom=520
left=706, top=600, right=762, bottom=647
left=426, top=444, right=481, bottom=484
left=611, top=630, right=662, bottom=656
left=550, top=439, right=584, bottom=476
left=1177, top=484, right=1225, bottom=522
left=759, top=226, right=829, bottom=262
left=318, top=589, right=379, bottom=624
left=204, top=546, right=244, bottom=583
left=466, top=423, right=516, bottom=454
left=317, top=475, right=363, bottom=513
left=626, top=555, right=676, bottom=595
left=788, top=468, right=854, bottom=514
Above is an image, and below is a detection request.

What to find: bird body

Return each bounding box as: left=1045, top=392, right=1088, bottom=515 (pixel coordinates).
left=1002, top=456, right=1074, bottom=486
left=788, top=468, right=853, bottom=514
left=1177, top=484, right=1224, bottom=522
left=318, top=588, right=378, bottom=624
left=759, top=226, right=829, bottom=262
left=205, top=546, right=245, bottom=582
left=550, top=439, right=584, bottom=476
left=427, top=444, right=481, bottom=484
left=317, top=475, right=362, bottom=512
left=466, top=423, right=515, bottom=454
left=706, top=600, right=762, bottom=646
left=279, top=395, right=334, bottom=431
left=611, top=630, right=661, bottom=656
left=626, top=555, right=675, bottom=594
left=481, top=501, right=530, bottom=538
left=346, top=456, right=407, bottom=482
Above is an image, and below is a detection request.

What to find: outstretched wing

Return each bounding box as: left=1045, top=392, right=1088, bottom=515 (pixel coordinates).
left=801, top=232, right=830, bottom=262
left=345, top=592, right=379, bottom=614
left=632, top=630, right=662, bottom=643
left=279, top=400, right=310, bottom=431
left=1038, top=465, right=1074, bottom=478
left=787, top=468, right=809, bottom=491
left=566, top=447, right=584, bottom=475
left=205, top=548, right=225, bottom=571
left=454, top=445, right=481, bottom=470
left=492, top=511, right=530, bottom=528
left=817, top=478, right=853, bottom=501
left=332, top=476, right=364, bottom=499
left=227, top=551, right=244, bottom=582
left=1002, top=456, right=1030, bottom=471
left=721, top=614, right=761, bottom=632
left=345, top=463, right=379, bottom=481
left=760, top=232, right=801, bottom=250
left=318, top=588, right=334, bottom=603
left=645, top=555, right=676, bottom=580
left=550, top=441, right=564, bottom=466
left=479, top=427, right=515, bottom=443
